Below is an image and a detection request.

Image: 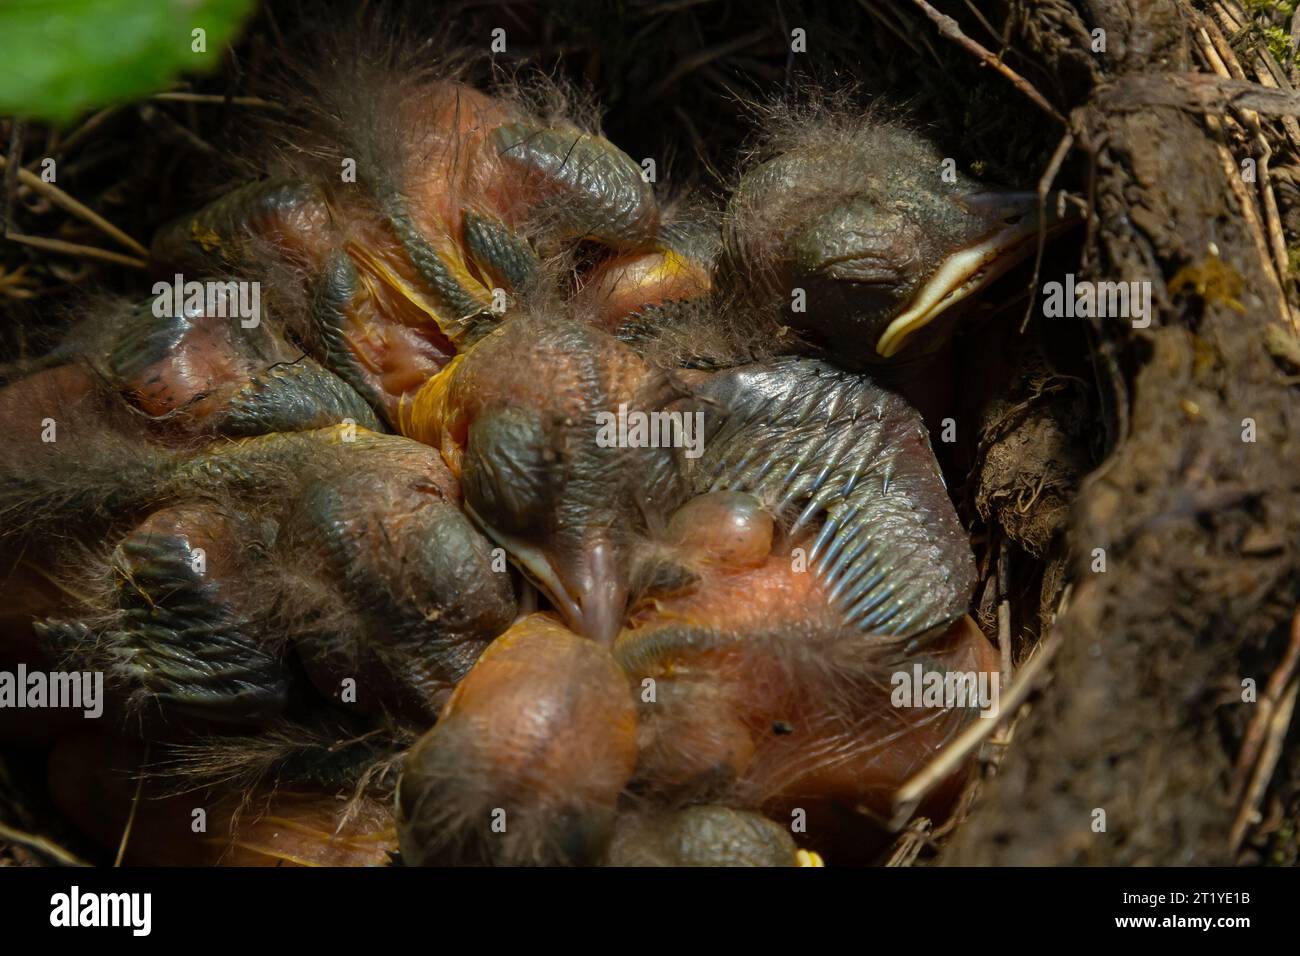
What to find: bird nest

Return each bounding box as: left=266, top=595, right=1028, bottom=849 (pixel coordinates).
left=1, top=0, right=1298, bottom=867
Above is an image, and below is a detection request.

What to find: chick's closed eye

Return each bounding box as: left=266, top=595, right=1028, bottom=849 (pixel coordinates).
left=461, top=406, right=554, bottom=535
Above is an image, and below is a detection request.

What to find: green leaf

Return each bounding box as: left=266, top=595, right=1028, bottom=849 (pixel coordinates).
left=0, top=0, right=255, bottom=124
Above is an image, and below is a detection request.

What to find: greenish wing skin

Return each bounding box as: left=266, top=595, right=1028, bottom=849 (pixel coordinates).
left=462, top=210, right=541, bottom=291
left=380, top=199, right=491, bottom=327
left=165, top=427, right=394, bottom=493
left=37, top=518, right=289, bottom=723
left=655, top=217, right=722, bottom=267
left=101, top=293, right=384, bottom=436
left=58, top=429, right=517, bottom=722
left=103, top=298, right=193, bottom=383
left=150, top=177, right=328, bottom=275
left=308, top=251, right=394, bottom=420
left=177, top=429, right=514, bottom=682
left=288, top=473, right=514, bottom=678
left=216, top=360, right=382, bottom=436
left=612, top=303, right=685, bottom=347
left=490, top=123, right=658, bottom=248
left=674, top=357, right=976, bottom=639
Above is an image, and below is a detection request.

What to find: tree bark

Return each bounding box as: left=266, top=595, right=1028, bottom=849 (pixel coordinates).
left=946, top=0, right=1300, bottom=865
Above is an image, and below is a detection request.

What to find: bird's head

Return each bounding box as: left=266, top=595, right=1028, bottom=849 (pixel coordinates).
left=722, top=117, right=1074, bottom=362
left=401, top=312, right=681, bottom=643
left=397, top=612, right=638, bottom=865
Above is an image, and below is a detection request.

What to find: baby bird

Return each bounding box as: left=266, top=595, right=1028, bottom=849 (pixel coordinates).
left=394, top=611, right=810, bottom=867
left=607, top=359, right=994, bottom=859
left=28, top=425, right=517, bottom=726
left=718, top=107, right=1072, bottom=365
left=0, top=311, right=517, bottom=728
left=397, top=310, right=682, bottom=644
left=147, top=50, right=690, bottom=427
left=396, top=612, right=638, bottom=865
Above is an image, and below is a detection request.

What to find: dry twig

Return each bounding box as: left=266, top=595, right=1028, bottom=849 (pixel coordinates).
left=907, top=0, right=1065, bottom=124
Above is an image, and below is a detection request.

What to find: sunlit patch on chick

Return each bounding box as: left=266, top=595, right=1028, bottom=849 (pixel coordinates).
left=396, top=612, right=637, bottom=865
left=573, top=212, right=719, bottom=333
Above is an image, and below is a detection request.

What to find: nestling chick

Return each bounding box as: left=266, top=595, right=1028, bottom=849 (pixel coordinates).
left=603, top=357, right=991, bottom=858
left=398, top=311, right=683, bottom=643
left=396, top=612, right=638, bottom=865
left=149, top=44, right=681, bottom=426
left=719, top=105, right=1073, bottom=363
left=26, top=425, right=516, bottom=726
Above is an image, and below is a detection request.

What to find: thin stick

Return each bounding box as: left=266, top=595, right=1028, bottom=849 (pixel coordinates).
left=647, top=28, right=768, bottom=102
left=961, top=0, right=1002, bottom=45
left=0, top=821, right=91, bottom=867
left=25, top=106, right=119, bottom=169
left=151, top=92, right=283, bottom=109
left=2, top=119, right=24, bottom=236
left=996, top=538, right=1013, bottom=689
left=1208, top=1, right=1300, bottom=150
left=1229, top=676, right=1298, bottom=854
left=5, top=232, right=147, bottom=269
left=884, top=816, right=932, bottom=867
left=1199, top=109, right=1289, bottom=329
left=1215, top=0, right=1244, bottom=32
left=891, top=627, right=1062, bottom=822
left=907, top=0, right=1065, bottom=124
left=114, top=745, right=150, bottom=867
left=1192, top=7, right=1300, bottom=334
left=1231, top=608, right=1300, bottom=800
left=1021, top=129, right=1075, bottom=338
left=883, top=0, right=940, bottom=63
left=0, top=155, right=148, bottom=257
left=857, top=0, right=925, bottom=59
left=1293, top=6, right=1300, bottom=88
